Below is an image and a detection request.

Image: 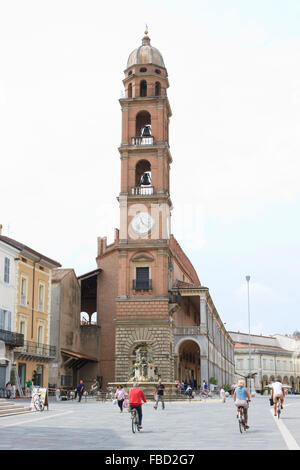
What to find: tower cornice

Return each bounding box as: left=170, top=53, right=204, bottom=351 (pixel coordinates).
left=119, top=96, right=172, bottom=117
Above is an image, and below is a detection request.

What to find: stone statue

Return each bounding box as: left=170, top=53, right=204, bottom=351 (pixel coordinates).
left=128, top=342, right=158, bottom=382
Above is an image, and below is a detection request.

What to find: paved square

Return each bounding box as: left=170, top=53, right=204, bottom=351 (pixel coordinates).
left=0, top=395, right=299, bottom=450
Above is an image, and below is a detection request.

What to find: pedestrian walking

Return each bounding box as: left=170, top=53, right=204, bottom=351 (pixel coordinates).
left=115, top=385, right=125, bottom=413
left=185, top=385, right=192, bottom=397
left=25, top=378, right=33, bottom=397
left=154, top=379, right=165, bottom=410
left=5, top=382, right=12, bottom=399
left=11, top=384, right=16, bottom=399
left=76, top=380, right=85, bottom=402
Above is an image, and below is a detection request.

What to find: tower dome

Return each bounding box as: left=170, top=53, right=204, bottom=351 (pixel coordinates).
left=127, top=32, right=165, bottom=69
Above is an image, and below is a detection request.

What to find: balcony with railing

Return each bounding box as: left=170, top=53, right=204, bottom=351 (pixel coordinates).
left=133, top=279, right=152, bottom=291
left=131, top=186, right=154, bottom=196
left=173, top=326, right=206, bottom=337
left=15, top=340, right=56, bottom=360
left=131, top=136, right=154, bottom=146
left=0, top=329, right=24, bottom=348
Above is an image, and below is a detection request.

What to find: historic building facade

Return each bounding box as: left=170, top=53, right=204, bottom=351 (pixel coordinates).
left=95, top=32, right=234, bottom=389
left=49, top=268, right=99, bottom=391
left=229, top=331, right=300, bottom=392
left=0, top=231, right=61, bottom=391
left=0, top=226, right=23, bottom=393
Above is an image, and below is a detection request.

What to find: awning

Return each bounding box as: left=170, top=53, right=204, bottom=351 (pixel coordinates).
left=61, top=349, right=98, bottom=370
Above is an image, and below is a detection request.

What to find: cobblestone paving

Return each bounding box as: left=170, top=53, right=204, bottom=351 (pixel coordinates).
left=0, top=395, right=299, bottom=450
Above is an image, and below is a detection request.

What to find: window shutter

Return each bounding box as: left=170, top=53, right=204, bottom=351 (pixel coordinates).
left=0, top=309, right=4, bottom=330
left=7, top=311, right=11, bottom=331
left=4, top=257, right=10, bottom=283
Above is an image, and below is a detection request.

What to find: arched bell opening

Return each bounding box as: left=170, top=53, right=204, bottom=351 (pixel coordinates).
left=135, top=160, right=151, bottom=187
left=127, top=83, right=132, bottom=98
left=136, top=111, right=151, bottom=137
left=177, top=340, right=200, bottom=389
left=155, top=81, right=161, bottom=96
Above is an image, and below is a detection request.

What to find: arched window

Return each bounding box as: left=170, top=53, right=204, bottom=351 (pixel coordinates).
left=140, top=67, right=147, bottom=72
left=140, top=80, right=147, bottom=97
left=155, top=82, right=161, bottom=96
left=136, top=111, right=151, bottom=136
left=136, top=160, right=151, bottom=187
left=155, top=69, right=161, bottom=74
left=128, top=83, right=132, bottom=98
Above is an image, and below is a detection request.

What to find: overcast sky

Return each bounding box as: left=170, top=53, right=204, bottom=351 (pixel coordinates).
left=1, top=0, right=299, bottom=336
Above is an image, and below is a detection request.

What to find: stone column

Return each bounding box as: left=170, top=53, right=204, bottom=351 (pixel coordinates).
left=200, top=295, right=207, bottom=333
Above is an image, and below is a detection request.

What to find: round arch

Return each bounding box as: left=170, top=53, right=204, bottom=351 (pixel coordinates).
left=262, top=375, right=268, bottom=388
left=136, top=111, right=151, bottom=137
left=135, top=159, right=151, bottom=187
left=176, top=339, right=201, bottom=389
left=283, top=376, right=289, bottom=385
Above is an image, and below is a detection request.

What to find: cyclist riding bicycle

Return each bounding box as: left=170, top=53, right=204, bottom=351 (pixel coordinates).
left=128, top=382, right=147, bottom=431
left=234, top=379, right=251, bottom=429
left=271, top=377, right=285, bottom=417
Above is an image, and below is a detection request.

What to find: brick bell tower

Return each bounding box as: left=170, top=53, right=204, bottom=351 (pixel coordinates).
left=115, top=29, right=175, bottom=383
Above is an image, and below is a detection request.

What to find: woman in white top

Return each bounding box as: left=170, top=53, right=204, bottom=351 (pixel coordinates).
left=115, top=385, right=126, bottom=413
left=271, top=378, right=285, bottom=416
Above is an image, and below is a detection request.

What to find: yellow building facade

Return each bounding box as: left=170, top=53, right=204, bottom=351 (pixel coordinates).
left=0, top=234, right=61, bottom=391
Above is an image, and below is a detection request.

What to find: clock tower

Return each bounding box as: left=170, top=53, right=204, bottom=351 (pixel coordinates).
left=116, top=30, right=175, bottom=382
left=96, top=31, right=205, bottom=389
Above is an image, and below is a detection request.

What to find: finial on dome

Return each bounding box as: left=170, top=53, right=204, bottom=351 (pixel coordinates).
left=142, top=24, right=150, bottom=46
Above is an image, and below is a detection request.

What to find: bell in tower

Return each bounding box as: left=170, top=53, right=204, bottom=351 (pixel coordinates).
left=141, top=124, right=152, bottom=137
left=140, top=171, right=151, bottom=186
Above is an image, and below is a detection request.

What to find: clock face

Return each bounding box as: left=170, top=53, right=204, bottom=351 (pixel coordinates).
left=131, top=212, right=154, bottom=234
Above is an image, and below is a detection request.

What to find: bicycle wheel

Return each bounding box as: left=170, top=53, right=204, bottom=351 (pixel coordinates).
left=239, top=418, right=243, bottom=434
left=238, top=409, right=244, bottom=433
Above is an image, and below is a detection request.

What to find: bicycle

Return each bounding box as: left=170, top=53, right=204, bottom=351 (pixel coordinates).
left=130, top=407, right=141, bottom=434
left=33, top=388, right=44, bottom=411
left=275, top=397, right=282, bottom=419
left=237, top=406, right=247, bottom=433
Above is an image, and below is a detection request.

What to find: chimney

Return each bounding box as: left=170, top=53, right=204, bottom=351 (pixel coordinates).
left=97, top=236, right=107, bottom=256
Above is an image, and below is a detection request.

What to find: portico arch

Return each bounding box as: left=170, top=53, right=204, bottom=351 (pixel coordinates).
left=262, top=375, right=268, bottom=388
left=177, top=339, right=200, bottom=388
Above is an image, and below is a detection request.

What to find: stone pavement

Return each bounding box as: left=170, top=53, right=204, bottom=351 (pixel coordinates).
left=0, top=395, right=299, bottom=450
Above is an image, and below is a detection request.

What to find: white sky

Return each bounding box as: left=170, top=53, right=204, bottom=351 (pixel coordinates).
left=1, top=0, right=299, bottom=336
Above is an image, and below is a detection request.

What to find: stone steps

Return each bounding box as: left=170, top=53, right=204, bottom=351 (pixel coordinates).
left=0, top=399, right=32, bottom=417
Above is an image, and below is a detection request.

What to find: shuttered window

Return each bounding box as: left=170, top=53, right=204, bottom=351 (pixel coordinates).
left=4, top=257, right=10, bottom=283
left=136, top=267, right=150, bottom=289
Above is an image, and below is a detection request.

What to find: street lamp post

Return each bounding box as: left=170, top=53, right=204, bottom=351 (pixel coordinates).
left=246, top=275, right=252, bottom=394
